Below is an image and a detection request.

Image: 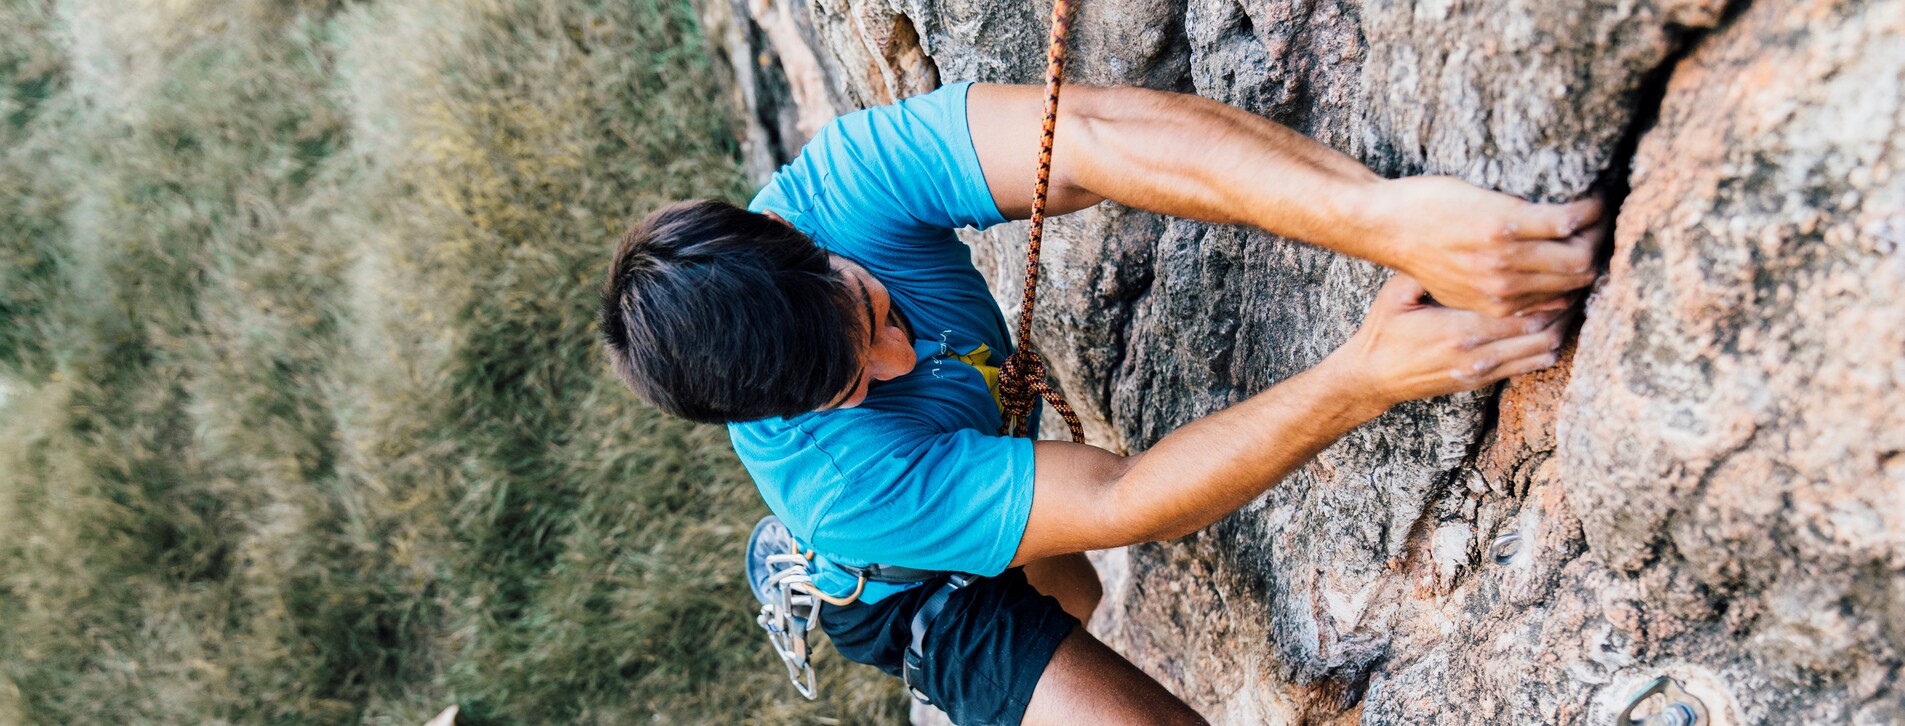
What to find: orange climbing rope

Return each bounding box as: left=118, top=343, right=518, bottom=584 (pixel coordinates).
left=999, top=0, right=1086, bottom=444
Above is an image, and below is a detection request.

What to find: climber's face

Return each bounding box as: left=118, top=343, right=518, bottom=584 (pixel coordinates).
left=823, top=256, right=917, bottom=409
left=758, top=210, right=914, bottom=411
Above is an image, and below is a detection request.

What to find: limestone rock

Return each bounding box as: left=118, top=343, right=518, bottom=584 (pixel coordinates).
left=705, top=0, right=1905, bottom=721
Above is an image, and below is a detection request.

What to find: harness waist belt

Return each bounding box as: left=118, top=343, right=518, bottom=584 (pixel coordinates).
left=836, top=561, right=962, bottom=584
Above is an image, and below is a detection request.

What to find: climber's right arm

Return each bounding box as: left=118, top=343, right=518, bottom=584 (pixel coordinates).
left=1007, top=274, right=1570, bottom=566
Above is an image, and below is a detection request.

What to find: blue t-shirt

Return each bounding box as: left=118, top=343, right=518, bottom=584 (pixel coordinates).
left=728, top=81, right=1034, bottom=603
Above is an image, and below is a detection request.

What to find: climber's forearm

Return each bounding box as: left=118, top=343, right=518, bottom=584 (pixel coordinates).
left=1059, top=87, right=1402, bottom=264
left=971, top=84, right=1381, bottom=241
left=1010, top=268, right=1571, bottom=566
left=1098, top=352, right=1384, bottom=542
left=970, top=83, right=1403, bottom=264
left=1012, top=353, right=1386, bottom=566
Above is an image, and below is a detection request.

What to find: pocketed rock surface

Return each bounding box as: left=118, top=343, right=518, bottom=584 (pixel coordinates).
left=697, top=0, right=1905, bottom=722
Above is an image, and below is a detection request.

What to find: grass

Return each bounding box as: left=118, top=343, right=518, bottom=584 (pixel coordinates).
left=0, top=0, right=906, bottom=722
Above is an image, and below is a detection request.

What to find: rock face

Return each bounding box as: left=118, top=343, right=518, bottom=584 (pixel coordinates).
left=702, top=0, right=1905, bottom=722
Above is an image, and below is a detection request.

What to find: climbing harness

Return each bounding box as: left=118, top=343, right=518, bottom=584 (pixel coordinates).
left=999, top=0, right=1086, bottom=445
left=749, top=0, right=1085, bottom=701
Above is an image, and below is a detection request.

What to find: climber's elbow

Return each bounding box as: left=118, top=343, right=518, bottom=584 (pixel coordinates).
left=1052, top=85, right=1174, bottom=200
left=1063, top=84, right=1176, bottom=129
left=1100, top=450, right=1203, bottom=546
left=1021, top=441, right=1142, bottom=564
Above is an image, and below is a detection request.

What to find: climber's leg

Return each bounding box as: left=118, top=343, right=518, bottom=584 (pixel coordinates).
left=1022, top=552, right=1102, bottom=622
left=1022, top=626, right=1206, bottom=726
left=818, top=566, right=1196, bottom=724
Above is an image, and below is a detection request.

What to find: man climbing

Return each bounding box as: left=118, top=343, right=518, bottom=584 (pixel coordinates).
left=599, top=81, right=1604, bottom=724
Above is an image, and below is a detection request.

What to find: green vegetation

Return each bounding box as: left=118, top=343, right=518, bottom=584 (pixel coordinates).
left=0, top=0, right=904, bottom=722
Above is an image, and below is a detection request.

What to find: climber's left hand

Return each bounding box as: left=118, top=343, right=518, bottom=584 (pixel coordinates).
left=1374, top=177, right=1609, bottom=318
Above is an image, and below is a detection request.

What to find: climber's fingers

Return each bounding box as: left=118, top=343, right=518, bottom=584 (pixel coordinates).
left=1484, top=198, right=1608, bottom=315
left=1452, top=307, right=1563, bottom=347
left=1507, top=291, right=1582, bottom=316
left=1466, top=347, right=1565, bottom=387
left=1454, top=261, right=1597, bottom=319
left=1510, top=236, right=1594, bottom=276
left=1451, top=323, right=1569, bottom=388
left=1511, top=202, right=1609, bottom=274
left=1498, top=272, right=1597, bottom=316
left=1509, top=196, right=1603, bottom=241
left=1490, top=271, right=1599, bottom=310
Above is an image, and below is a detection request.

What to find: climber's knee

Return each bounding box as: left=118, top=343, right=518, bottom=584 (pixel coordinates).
left=1023, top=552, right=1102, bottom=622
left=1024, top=625, right=1207, bottom=726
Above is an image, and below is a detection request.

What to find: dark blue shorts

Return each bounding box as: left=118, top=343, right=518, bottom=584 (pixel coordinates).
left=819, top=567, right=1078, bottom=725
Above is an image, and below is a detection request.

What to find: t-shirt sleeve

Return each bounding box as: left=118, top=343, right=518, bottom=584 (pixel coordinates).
left=811, top=425, right=1036, bottom=576
left=750, top=81, right=1009, bottom=265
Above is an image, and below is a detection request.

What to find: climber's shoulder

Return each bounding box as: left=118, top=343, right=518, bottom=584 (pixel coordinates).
left=748, top=82, right=1006, bottom=248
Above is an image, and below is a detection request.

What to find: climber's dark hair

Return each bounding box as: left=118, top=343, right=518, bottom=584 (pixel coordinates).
left=599, top=199, right=866, bottom=424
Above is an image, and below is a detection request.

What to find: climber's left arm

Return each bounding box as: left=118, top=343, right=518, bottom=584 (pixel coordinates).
left=966, top=82, right=1609, bottom=318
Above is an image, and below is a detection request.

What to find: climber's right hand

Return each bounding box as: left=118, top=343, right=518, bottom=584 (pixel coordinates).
left=1334, top=272, right=1571, bottom=406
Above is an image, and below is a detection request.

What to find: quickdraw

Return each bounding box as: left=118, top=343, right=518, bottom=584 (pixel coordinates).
left=747, top=516, right=832, bottom=700
left=754, top=553, right=822, bottom=699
